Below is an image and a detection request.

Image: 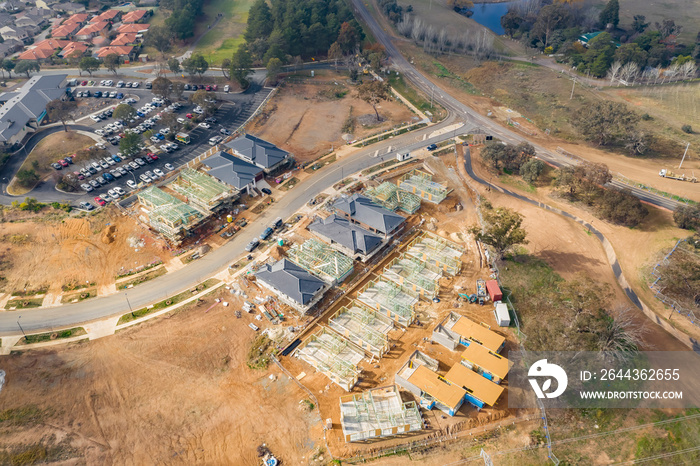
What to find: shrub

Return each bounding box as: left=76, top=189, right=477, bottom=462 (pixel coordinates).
left=597, top=188, right=648, bottom=227
left=682, top=124, right=693, bottom=134
left=673, top=204, right=700, bottom=230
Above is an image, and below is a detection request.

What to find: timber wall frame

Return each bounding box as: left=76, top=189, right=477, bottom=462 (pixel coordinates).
left=405, top=230, right=465, bottom=276
left=398, top=169, right=451, bottom=204
left=287, top=238, right=354, bottom=285
left=382, top=254, right=442, bottom=299
left=356, top=279, right=418, bottom=327
left=328, top=302, right=393, bottom=359
left=295, top=328, right=364, bottom=391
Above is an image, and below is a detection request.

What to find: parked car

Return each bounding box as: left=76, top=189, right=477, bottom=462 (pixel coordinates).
left=129, top=161, right=140, bottom=170
left=199, top=122, right=211, bottom=129
left=90, top=115, right=101, bottom=122
left=81, top=183, right=94, bottom=192
left=153, top=168, right=164, bottom=178
left=79, top=201, right=95, bottom=211
left=51, top=162, right=62, bottom=170
left=114, top=186, right=126, bottom=196
left=245, top=239, right=260, bottom=252
left=139, top=173, right=152, bottom=183
left=205, top=117, right=217, bottom=124
left=427, top=143, right=438, bottom=151
left=89, top=180, right=100, bottom=188
left=108, top=189, right=119, bottom=199
left=126, top=179, right=138, bottom=189
left=94, top=196, right=106, bottom=206
left=260, top=227, right=274, bottom=241
left=96, top=176, right=107, bottom=185
left=219, top=128, right=231, bottom=135
left=224, top=84, right=230, bottom=93
left=261, top=187, right=272, bottom=195
left=164, top=163, right=175, bottom=171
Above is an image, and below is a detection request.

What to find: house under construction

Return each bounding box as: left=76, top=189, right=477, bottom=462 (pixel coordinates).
left=340, top=385, right=423, bottom=442
left=295, top=327, right=365, bottom=391
left=137, top=187, right=205, bottom=244
left=432, top=312, right=506, bottom=354
left=170, top=168, right=237, bottom=213
left=287, top=238, right=354, bottom=286
left=398, top=169, right=451, bottom=204
left=328, top=302, right=394, bottom=359
left=356, top=279, right=418, bottom=327
left=364, top=181, right=422, bottom=214
left=405, top=231, right=465, bottom=276
left=382, top=254, right=442, bottom=299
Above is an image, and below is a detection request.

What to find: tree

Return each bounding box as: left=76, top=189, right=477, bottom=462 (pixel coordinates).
left=574, top=101, right=639, bottom=146
left=337, top=21, right=359, bottom=54
left=244, top=0, right=273, bottom=42
left=172, top=82, right=186, bottom=101
left=631, top=15, right=649, bottom=34
left=103, top=53, right=121, bottom=75
left=655, top=19, right=682, bottom=39
left=328, top=42, right=343, bottom=70
left=181, top=53, right=208, bottom=77
left=266, top=57, right=282, bottom=84
left=14, top=60, right=39, bottom=78
left=78, top=56, right=100, bottom=76
left=470, top=206, right=528, bottom=259
left=113, top=103, right=136, bottom=122
left=46, top=99, right=77, bottom=132
left=599, top=0, right=619, bottom=28
left=119, top=132, right=142, bottom=156
left=597, top=188, right=648, bottom=227
left=557, top=162, right=612, bottom=204
left=152, top=76, right=172, bottom=100
left=220, top=58, right=231, bottom=79
left=190, top=89, right=216, bottom=111
left=1, top=59, right=15, bottom=78
left=230, top=44, right=253, bottom=89
left=16, top=169, right=39, bottom=187
left=481, top=141, right=535, bottom=172
left=614, top=43, right=647, bottom=67
left=531, top=3, right=571, bottom=48
left=501, top=10, right=524, bottom=37
left=674, top=205, right=700, bottom=230
left=357, top=80, right=391, bottom=121
left=146, top=25, right=172, bottom=57
left=167, top=57, right=181, bottom=75
left=584, top=32, right=616, bottom=77
left=520, top=159, right=545, bottom=183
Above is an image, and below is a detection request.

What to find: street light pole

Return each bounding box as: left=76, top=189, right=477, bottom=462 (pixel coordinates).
left=17, top=316, right=27, bottom=342
left=125, top=293, right=134, bottom=318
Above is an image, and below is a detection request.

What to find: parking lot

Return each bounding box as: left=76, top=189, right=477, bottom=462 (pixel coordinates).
left=56, top=79, right=270, bottom=210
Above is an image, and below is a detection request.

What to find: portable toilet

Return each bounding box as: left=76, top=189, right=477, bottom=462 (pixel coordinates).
left=278, top=239, right=284, bottom=246
left=494, top=302, right=510, bottom=327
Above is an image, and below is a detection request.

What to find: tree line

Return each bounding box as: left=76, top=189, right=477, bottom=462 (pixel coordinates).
left=501, top=0, right=699, bottom=80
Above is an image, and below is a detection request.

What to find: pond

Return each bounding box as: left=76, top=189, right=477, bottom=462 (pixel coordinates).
left=469, top=1, right=521, bottom=36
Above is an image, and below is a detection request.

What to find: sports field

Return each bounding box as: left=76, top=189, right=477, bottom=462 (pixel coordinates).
left=193, top=0, right=255, bottom=64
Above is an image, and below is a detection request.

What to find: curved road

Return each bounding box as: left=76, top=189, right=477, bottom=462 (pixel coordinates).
left=0, top=116, right=465, bottom=335
left=347, top=0, right=684, bottom=212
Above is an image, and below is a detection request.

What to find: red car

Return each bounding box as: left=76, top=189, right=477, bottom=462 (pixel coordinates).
left=94, top=196, right=106, bottom=206
left=212, top=84, right=218, bottom=91
left=148, top=153, right=159, bottom=161
left=186, top=113, right=193, bottom=119
left=58, top=159, right=69, bottom=167
left=205, top=85, right=212, bottom=91
left=81, top=80, right=88, bottom=86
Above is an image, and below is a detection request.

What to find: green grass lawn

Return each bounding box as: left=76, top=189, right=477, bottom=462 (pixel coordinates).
left=193, top=0, right=256, bottom=65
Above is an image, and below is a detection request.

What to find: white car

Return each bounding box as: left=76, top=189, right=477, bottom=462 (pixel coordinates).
left=105, top=80, right=113, bottom=86
left=153, top=168, right=164, bottom=178
left=145, top=170, right=157, bottom=179
left=139, top=174, right=152, bottom=183
left=126, top=179, right=137, bottom=189
left=198, top=122, right=211, bottom=129
left=90, top=115, right=101, bottom=122
left=108, top=189, right=119, bottom=199
left=95, top=129, right=105, bottom=136
left=131, top=82, right=140, bottom=88
left=150, top=136, right=160, bottom=143
left=160, top=127, right=170, bottom=135
left=99, top=80, right=107, bottom=86
left=164, top=163, right=174, bottom=171
left=177, top=117, right=186, bottom=124
left=81, top=183, right=93, bottom=192
left=114, top=186, right=126, bottom=196
left=193, top=107, right=204, bottom=114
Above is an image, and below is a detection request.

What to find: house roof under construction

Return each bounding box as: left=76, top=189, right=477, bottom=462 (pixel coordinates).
left=138, top=186, right=203, bottom=226
left=171, top=168, right=230, bottom=205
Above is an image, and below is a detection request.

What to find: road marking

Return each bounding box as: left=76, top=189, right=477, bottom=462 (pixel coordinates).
left=374, top=150, right=379, bottom=157
left=387, top=146, right=392, bottom=153
left=422, top=134, right=426, bottom=141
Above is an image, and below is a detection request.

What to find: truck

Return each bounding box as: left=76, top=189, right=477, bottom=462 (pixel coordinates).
left=175, top=132, right=191, bottom=144
left=659, top=169, right=697, bottom=183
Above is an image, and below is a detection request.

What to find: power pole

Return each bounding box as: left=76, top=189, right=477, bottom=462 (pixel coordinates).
left=679, top=142, right=690, bottom=169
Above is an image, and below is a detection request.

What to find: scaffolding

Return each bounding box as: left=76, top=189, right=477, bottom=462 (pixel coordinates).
left=287, top=238, right=354, bottom=285
left=365, top=182, right=422, bottom=214
left=295, top=328, right=364, bottom=391
left=356, top=279, right=418, bottom=327
left=340, top=385, right=423, bottom=442
left=405, top=231, right=465, bottom=276
left=398, top=169, right=451, bottom=204
left=137, top=187, right=204, bottom=243
left=382, top=254, right=442, bottom=299
left=328, top=302, right=394, bottom=358
left=170, top=168, right=233, bottom=212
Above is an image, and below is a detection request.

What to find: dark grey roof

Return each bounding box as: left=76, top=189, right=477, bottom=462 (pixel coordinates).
left=0, top=74, right=66, bottom=142
left=200, top=151, right=262, bottom=189
left=255, top=259, right=326, bottom=306
left=223, top=134, right=288, bottom=169
left=309, top=214, right=383, bottom=256
left=333, top=194, right=406, bottom=235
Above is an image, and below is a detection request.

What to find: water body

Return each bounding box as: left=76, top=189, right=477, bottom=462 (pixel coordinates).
left=469, top=2, right=520, bottom=35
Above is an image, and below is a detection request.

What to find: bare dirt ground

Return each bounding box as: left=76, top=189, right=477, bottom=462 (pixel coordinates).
left=0, top=288, right=323, bottom=465
left=248, top=71, right=417, bottom=164
left=0, top=207, right=171, bottom=295
left=468, top=146, right=692, bottom=350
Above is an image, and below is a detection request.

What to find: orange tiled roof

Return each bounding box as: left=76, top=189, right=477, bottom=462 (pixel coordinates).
left=18, top=48, right=54, bottom=60
left=52, top=23, right=79, bottom=37
left=111, top=33, right=137, bottom=46
left=64, top=13, right=89, bottom=25
left=90, top=9, right=119, bottom=23
left=121, top=9, right=146, bottom=23
left=76, top=21, right=108, bottom=36
left=60, top=41, right=89, bottom=57
left=33, top=38, right=69, bottom=51
left=117, top=23, right=149, bottom=34
left=96, top=45, right=133, bottom=58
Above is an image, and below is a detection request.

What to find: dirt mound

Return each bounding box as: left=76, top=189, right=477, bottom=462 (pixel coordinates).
left=101, top=225, right=117, bottom=244
left=269, top=246, right=286, bottom=261
left=464, top=62, right=510, bottom=85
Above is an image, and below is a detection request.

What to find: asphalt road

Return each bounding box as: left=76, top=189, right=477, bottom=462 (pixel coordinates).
left=347, top=0, right=684, bottom=212
left=0, top=116, right=464, bottom=335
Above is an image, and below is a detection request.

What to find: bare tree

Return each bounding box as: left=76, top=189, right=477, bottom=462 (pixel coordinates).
left=437, top=29, right=448, bottom=54
left=620, top=62, right=640, bottom=85
left=607, top=60, right=622, bottom=83
left=680, top=61, right=698, bottom=80
left=411, top=18, right=425, bottom=43
left=397, top=15, right=413, bottom=37
left=597, top=305, right=649, bottom=361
